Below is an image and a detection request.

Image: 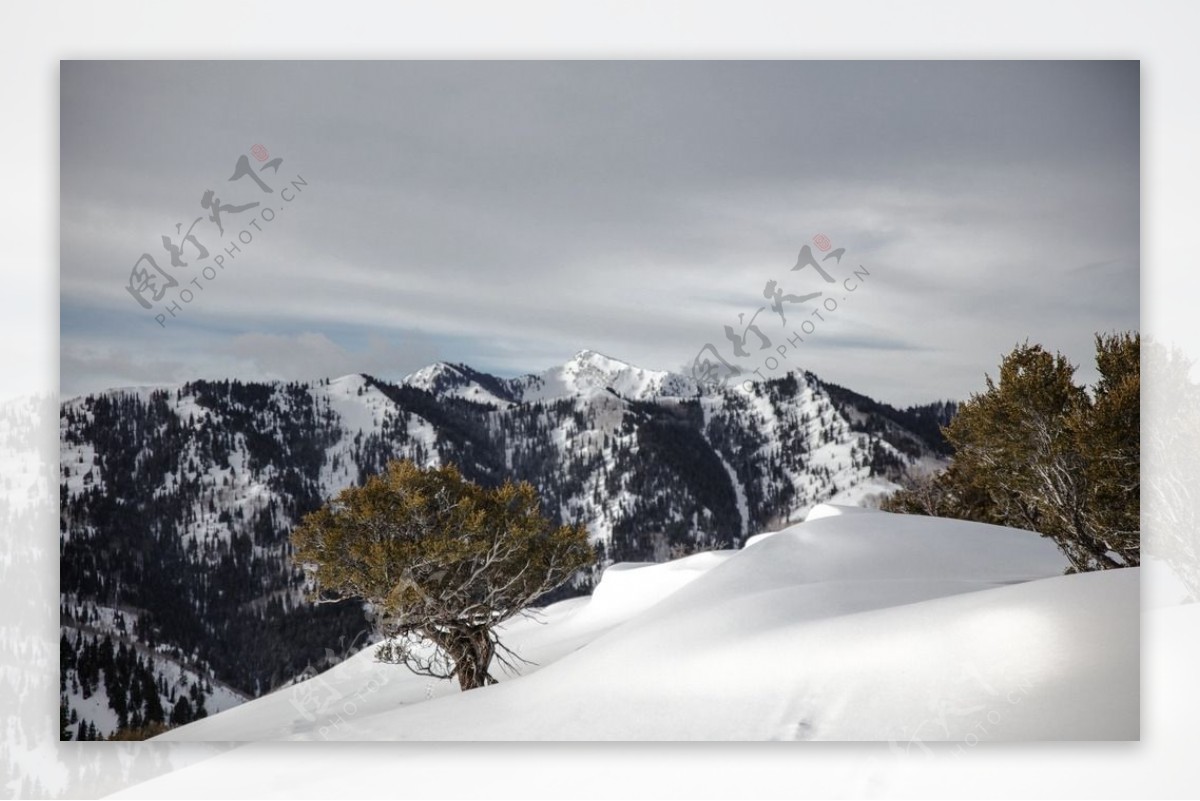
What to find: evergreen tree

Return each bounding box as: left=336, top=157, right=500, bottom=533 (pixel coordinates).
left=59, top=698, right=71, bottom=741
left=291, top=460, right=593, bottom=690
left=1079, top=332, right=1140, bottom=562
left=170, top=696, right=194, bottom=727
left=883, top=332, right=1139, bottom=571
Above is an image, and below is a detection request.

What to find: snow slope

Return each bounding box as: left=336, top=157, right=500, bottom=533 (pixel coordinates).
left=155, top=506, right=1137, bottom=742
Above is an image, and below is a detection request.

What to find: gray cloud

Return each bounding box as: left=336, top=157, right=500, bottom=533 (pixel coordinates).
left=222, top=331, right=441, bottom=383
left=61, top=61, right=1138, bottom=405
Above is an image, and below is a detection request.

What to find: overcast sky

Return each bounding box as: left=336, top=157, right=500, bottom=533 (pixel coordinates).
left=61, top=61, right=1138, bottom=405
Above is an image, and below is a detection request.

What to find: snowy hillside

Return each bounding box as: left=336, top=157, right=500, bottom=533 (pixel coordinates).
left=155, top=506, right=1138, bottom=742
left=59, top=351, right=953, bottom=739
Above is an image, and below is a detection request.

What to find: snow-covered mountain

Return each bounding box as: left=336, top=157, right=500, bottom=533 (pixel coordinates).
left=59, top=351, right=954, bottom=739
left=403, top=350, right=703, bottom=405
left=507, top=348, right=703, bottom=402
left=402, top=362, right=519, bottom=407
left=150, top=505, right=1138, bottom=743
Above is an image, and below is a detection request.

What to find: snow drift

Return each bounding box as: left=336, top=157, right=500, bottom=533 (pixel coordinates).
left=156, top=505, right=1138, bottom=741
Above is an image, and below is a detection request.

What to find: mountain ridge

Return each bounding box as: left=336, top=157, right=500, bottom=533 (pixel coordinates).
left=59, top=349, right=954, bottom=740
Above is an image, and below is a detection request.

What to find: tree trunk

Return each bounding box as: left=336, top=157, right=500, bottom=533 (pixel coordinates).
left=446, top=626, right=496, bottom=691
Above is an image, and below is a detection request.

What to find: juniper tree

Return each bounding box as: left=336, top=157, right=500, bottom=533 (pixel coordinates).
left=883, top=332, right=1139, bottom=571
left=1080, top=332, right=1140, bottom=563
left=291, top=460, right=593, bottom=691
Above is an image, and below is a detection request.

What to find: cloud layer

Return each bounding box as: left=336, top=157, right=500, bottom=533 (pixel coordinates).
left=61, top=61, right=1138, bottom=404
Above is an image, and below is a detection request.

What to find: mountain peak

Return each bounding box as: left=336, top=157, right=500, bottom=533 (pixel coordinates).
left=403, top=362, right=460, bottom=387
left=509, top=349, right=700, bottom=402
left=569, top=348, right=628, bottom=366
left=403, top=362, right=516, bottom=406
left=404, top=350, right=703, bottom=404
left=563, top=349, right=639, bottom=378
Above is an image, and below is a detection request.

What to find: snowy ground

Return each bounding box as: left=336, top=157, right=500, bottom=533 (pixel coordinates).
left=154, top=505, right=1138, bottom=742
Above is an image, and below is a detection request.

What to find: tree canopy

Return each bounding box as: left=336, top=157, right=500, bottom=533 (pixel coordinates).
left=290, top=460, right=594, bottom=690
left=883, top=332, right=1139, bottom=572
